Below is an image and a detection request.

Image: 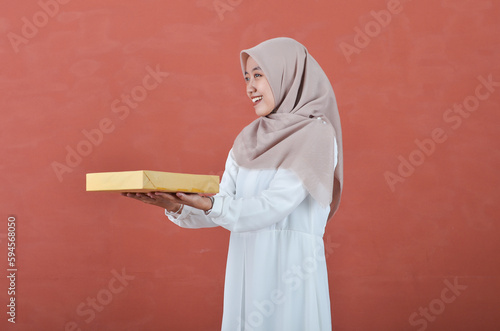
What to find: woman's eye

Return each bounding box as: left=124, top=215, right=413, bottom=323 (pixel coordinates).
left=254, top=74, right=262, bottom=78
left=244, top=77, right=250, bottom=82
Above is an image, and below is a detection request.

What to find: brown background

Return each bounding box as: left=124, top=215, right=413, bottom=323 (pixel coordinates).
left=1, top=0, right=499, bottom=330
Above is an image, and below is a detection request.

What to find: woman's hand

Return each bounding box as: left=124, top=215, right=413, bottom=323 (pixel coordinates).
left=121, top=192, right=213, bottom=213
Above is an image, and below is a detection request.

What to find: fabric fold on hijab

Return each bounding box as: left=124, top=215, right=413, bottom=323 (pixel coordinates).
left=232, top=37, right=343, bottom=218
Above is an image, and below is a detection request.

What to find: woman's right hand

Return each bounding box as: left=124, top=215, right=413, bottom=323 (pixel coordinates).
left=121, top=192, right=182, bottom=212
left=121, top=192, right=213, bottom=213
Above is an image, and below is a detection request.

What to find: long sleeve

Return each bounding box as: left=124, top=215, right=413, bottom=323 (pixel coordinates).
left=167, top=129, right=339, bottom=231
left=207, top=159, right=309, bottom=233
left=165, top=150, right=239, bottom=229
left=165, top=206, right=219, bottom=228
left=166, top=150, right=308, bottom=232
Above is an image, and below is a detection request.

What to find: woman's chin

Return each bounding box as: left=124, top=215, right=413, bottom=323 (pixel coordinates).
left=255, top=106, right=273, bottom=117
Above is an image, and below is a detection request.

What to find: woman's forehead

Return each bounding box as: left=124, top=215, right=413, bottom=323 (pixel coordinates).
left=245, top=56, right=258, bottom=68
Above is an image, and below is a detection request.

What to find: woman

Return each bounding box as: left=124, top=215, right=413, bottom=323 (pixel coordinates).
left=124, top=37, right=343, bottom=330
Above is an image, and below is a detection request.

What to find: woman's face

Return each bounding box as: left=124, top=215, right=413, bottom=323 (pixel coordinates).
left=244, top=56, right=275, bottom=117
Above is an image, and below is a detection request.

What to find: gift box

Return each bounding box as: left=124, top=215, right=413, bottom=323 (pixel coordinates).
left=86, top=170, right=219, bottom=193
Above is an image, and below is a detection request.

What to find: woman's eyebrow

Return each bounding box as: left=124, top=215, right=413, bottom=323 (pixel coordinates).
left=244, top=67, right=263, bottom=75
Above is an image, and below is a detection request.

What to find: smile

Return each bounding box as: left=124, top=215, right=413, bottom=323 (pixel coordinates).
left=252, top=96, right=263, bottom=103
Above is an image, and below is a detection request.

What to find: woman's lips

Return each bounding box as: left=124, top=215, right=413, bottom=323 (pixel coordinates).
left=252, top=96, right=263, bottom=106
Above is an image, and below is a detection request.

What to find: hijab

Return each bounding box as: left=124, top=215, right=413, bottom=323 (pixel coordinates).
left=232, top=37, right=343, bottom=219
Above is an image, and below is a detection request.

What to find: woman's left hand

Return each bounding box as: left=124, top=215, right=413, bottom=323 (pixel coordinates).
left=122, top=192, right=213, bottom=212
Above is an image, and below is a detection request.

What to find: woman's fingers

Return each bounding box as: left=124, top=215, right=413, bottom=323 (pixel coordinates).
left=122, top=192, right=160, bottom=205
left=121, top=192, right=142, bottom=200
left=154, top=192, right=184, bottom=204
left=122, top=191, right=210, bottom=211
left=176, top=192, right=212, bottom=211
left=154, top=192, right=176, bottom=200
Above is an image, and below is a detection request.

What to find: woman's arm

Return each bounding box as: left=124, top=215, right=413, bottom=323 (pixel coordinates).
left=161, top=150, right=239, bottom=229
left=208, top=167, right=308, bottom=232
left=123, top=150, right=309, bottom=232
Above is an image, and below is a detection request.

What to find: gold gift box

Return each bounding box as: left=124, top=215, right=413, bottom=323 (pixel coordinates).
left=86, top=170, right=219, bottom=193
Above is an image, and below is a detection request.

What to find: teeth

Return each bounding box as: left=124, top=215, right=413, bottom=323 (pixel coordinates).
left=252, top=96, right=263, bottom=103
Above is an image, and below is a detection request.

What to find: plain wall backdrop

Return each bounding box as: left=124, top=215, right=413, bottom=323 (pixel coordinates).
left=1, top=0, right=499, bottom=330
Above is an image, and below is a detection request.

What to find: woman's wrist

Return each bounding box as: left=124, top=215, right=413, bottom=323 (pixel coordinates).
left=204, top=196, right=214, bottom=215
left=166, top=203, right=183, bottom=214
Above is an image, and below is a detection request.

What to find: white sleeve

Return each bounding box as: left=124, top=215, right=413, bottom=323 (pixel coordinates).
left=165, top=206, right=218, bottom=229
left=164, top=150, right=239, bottom=229
left=207, top=166, right=308, bottom=233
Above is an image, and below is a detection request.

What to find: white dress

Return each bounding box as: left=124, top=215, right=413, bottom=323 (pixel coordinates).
left=166, top=147, right=337, bottom=331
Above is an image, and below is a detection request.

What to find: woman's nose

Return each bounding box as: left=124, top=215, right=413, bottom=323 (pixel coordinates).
left=247, top=81, right=256, bottom=93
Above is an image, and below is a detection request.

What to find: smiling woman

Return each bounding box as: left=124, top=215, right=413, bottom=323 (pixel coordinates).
left=244, top=57, right=276, bottom=117
left=123, top=37, right=343, bottom=330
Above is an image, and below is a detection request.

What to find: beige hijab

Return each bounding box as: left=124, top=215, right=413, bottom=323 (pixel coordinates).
left=232, top=37, right=343, bottom=219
